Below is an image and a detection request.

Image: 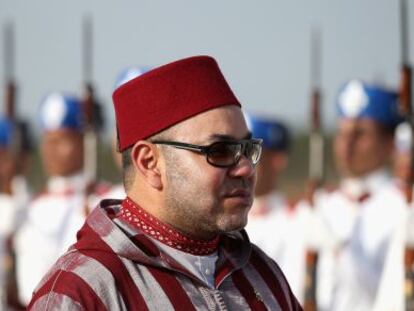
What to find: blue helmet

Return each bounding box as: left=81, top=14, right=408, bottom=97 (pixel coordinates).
left=0, top=117, right=14, bottom=148
left=336, top=80, right=403, bottom=128
left=244, top=112, right=290, bottom=152
left=114, top=66, right=151, bottom=90
left=39, top=92, right=83, bottom=132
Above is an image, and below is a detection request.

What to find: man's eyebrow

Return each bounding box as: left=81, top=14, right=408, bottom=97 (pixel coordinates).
left=207, top=132, right=252, bottom=142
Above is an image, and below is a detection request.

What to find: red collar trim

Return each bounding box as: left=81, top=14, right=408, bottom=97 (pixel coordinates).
left=357, top=192, right=371, bottom=203
left=119, top=198, right=220, bottom=256
left=340, top=190, right=371, bottom=203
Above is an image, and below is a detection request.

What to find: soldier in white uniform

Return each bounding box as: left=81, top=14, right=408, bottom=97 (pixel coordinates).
left=244, top=113, right=309, bottom=303
left=13, top=93, right=92, bottom=306
left=0, top=117, right=27, bottom=309
left=0, top=116, right=32, bottom=310
left=0, top=116, right=32, bottom=223
left=369, top=121, right=414, bottom=311
left=314, top=80, right=404, bottom=311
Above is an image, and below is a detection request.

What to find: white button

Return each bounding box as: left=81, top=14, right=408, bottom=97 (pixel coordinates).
left=205, top=268, right=211, bottom=275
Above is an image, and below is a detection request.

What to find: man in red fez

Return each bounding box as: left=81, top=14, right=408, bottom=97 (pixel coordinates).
left=28, top=56, right=302, bottom=310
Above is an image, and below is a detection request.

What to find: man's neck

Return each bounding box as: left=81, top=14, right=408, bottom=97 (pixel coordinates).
left=127, top=189, right=216, bottom=240
left=47, top=171, right=85, bottom=193
left=341, top=167, right=389, bottom=198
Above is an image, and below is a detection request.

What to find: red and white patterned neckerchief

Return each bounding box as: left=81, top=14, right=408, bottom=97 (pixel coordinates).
left=119, top=197, right=220, bottom=256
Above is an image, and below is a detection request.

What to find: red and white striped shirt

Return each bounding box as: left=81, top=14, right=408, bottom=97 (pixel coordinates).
left=28, top=198, right=302, bottom=310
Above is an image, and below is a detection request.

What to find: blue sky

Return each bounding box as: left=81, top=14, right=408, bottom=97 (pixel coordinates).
left=0, top=0, right=412, bottom=137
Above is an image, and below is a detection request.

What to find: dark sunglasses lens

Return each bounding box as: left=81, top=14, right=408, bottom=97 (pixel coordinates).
left=207, top=142, right=241, bottom=167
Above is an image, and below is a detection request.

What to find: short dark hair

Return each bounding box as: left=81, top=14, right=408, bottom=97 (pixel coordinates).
left=120, top=129, right=174, bottom=192
left=121, top=146, right=134, bottom=192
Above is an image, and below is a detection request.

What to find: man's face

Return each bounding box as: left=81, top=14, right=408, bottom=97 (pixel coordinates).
left=160, top=105, right=257, bottom=239
left=255, top=149, right=288, bottom=196
left=333, top=118, right=393, bottom=177
left=41, top=129, right=84, bottom=177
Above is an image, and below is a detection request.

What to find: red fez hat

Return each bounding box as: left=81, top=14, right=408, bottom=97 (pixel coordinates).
left=113, top=55, right=241, bottom=151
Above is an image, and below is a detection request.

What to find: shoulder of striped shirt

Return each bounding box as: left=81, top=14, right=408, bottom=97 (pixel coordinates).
left=28, top=247, right=116, bottom=310
left=28, top=247, right=302, bottom=311
left=28, top=215, right=301, bottom=311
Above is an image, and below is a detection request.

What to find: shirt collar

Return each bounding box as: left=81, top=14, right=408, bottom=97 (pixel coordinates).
left=340, top=168, right=390, bottom=199
left=86, top=199, right=251, bottom=288
left=47, top=171, right=86, bottom=194
left=119, top=197, right=220, bottom=256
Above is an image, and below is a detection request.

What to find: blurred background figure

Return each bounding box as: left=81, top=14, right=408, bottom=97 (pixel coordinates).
left=0, top=117, right=17, bottom=310
left=314, top=80, right=404, bottom=311
left=1, top=20, right=34, bottom=309
left=13, top=93, right=91, bottom=306
left=99, top=65, right=151, bottom=200
left=0, top=115, right=32, bottom=214
left=0, top=116, right=32, bottom=310
left=384, top=120, right=414, bottom=311
left=244, top=113, right=308, bottom=303
left=0, top=120, right=32, bottom=213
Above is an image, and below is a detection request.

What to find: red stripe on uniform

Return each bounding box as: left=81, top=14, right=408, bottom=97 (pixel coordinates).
left=28, top=270, right=107, bottom=311
left=232, top=269, right=268, bottom=310
left=75, top=223, right=149, bottom=311
left=250, top=249, right=301, bottom=310
left=147, top=266, right=197, bottom=311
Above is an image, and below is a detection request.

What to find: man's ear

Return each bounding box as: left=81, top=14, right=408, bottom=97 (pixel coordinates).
left=130, top=141, right=163, bottom=190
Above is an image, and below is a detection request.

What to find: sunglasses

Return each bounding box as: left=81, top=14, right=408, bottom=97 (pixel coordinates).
left=151, top=138, right=263, bottom=168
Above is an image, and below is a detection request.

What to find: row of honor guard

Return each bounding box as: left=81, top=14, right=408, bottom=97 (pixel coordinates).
left=0, top=69, right=413, bottom=310
left=245, top=79, right=412, bottom=311
left=0, top=66, right=147, bottom=309
left=306, top=81, right=408, bottom=311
